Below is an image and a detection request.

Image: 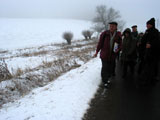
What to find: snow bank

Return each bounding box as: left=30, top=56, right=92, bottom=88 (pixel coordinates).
left=0, top=58, right=101, bottom=120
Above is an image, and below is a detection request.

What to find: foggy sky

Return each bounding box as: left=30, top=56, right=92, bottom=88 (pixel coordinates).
left=0, top=0, right=160, bottom=31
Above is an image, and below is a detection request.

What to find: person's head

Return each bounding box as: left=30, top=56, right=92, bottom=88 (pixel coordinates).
left=109, top=22, right=118, bottom=33
left=131, top=25, right=137, bottom=32
left=123, top=28, right=131, bottom=37
left=146, top=18, right=155, bottom=29
left=139, top=32, right=144, bottom=37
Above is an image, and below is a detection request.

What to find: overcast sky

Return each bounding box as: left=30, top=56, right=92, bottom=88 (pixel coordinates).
left=0, top=0, right=160, bottom=31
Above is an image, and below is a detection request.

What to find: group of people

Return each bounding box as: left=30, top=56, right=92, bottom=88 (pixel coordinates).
left=94, top=18, right=160, bottom=88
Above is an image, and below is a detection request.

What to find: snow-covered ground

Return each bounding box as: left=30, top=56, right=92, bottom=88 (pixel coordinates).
left=0, top=18, right=92, bottom=50
left=0, top=58, right=101, bottom=120
left=0, top=18, right=93, bottom=73
left=2, top=39, right=96, bottom=74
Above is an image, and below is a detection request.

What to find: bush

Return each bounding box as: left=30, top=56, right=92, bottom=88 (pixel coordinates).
left=62, top=32, right=73, bottom=45
left=82, top=30, right=94, bottom=40
left=87, top=30, right=94, bottom=40
left=0, top=59, right=12, bottom=81
left=82, top=30, right=88, bottom=40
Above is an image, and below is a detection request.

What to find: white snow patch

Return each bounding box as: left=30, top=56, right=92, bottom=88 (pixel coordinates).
left=0, top=18, right=92, bottom=50
left=0, top=58, right=101, bottom=120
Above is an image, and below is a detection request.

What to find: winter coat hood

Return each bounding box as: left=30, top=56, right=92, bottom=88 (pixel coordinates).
left=123, top=28, right=131, bottom=36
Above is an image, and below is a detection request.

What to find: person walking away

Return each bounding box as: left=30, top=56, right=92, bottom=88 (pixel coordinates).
left=121, top=28, right=137, bottom=78
left=138, top=18, right=159, bottom=85
left=94, top=22, right=122, bottom=88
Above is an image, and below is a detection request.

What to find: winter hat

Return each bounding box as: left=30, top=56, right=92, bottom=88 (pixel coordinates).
left=147, top=18, right=155, bottom=27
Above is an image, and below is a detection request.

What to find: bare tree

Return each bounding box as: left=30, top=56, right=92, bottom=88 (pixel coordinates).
left=93, top=5, right=108, bottom=30
left=93, top=5, right=125, bottom=34
left=117, top=20, right=126, bottom=32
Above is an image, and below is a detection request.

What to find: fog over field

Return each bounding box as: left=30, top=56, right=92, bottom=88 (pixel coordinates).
left=0, top=0, right=160, bottom=30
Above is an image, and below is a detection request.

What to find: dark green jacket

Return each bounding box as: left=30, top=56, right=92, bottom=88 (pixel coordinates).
left=121, top=36, right=137, bottom=61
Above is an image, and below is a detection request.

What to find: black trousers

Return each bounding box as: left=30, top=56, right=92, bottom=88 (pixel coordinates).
left=138, top=57, right=159, bottom=77
left=154, top=59, right=159, bottom=78
left=123, top=61, right=135, bottom=76
left=101, top=59, right=116, bottom=84
left=138, top=58, right=157, bottom=84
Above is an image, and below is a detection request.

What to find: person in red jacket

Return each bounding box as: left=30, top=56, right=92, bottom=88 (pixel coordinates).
left=94, top=22, right=122, bottom=88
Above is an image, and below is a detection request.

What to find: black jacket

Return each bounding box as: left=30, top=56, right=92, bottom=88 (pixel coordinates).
left=140, top=27, right=159, bottom=61
left=122, top=35, right=137, bottom=61
left=131, top=31, right=138, bottom=40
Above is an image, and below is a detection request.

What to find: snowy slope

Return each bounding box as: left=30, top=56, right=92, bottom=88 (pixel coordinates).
left=0, top=18, right=92, bottom=50
left=0, top=58, right=101, bottom=120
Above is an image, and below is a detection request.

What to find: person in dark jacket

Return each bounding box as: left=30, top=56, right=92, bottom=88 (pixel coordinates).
left=138, top=18, right=159, bottom=85
left=94, top=22, right=122, bottom=87
left=131, top=25, right=138, bottom=40
left=121, top=28, right=137, bottom=78
left=137, top=32, right=144, bottom=62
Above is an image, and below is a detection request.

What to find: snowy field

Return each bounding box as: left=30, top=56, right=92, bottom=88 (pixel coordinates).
left=0, top=58, right=101, bottom=120
left=0, top=18, right=92, bottom=50
left=0, top=18, right=93, bottom=73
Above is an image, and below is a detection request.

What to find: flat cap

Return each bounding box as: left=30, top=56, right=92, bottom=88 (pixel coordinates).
left=109, top=22, right=118, bottom=26
left=131, top=25, right=137, bottom=28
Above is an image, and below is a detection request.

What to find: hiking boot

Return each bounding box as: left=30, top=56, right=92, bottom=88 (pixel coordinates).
left=104, top=83, right=108, bottom=88
left=107, top=80, right=111, bottom=84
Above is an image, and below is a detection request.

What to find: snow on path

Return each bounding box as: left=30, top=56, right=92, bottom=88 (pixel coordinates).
left=0, top=58, right=101, bottom=120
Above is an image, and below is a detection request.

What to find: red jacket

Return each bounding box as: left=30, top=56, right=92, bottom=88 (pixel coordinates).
left=96, top=30, right=122, bottom=61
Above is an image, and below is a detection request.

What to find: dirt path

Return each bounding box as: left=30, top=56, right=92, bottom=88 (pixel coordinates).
left=83, top=62, right=160, bottom=120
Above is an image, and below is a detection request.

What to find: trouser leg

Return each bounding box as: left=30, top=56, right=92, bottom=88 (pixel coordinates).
left=129, top=61, right=135, bottom=74
left=138, top=60, right=144, bottom=75
left=101, top=60, right=108, bottom=84
left=112, top=60, right=116, bottom=76
left=123, top=61, right=128, bottom=77
left=101, top=60, right=115, bottom=84
left=154, top=60, right=159, bottom=78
